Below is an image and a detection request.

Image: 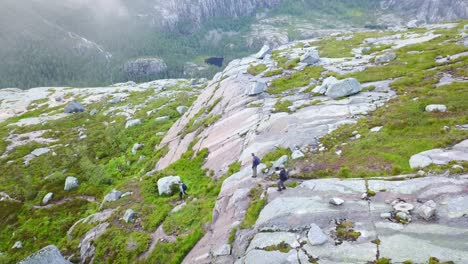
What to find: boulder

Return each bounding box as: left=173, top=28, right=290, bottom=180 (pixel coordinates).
left=31, top=148, right=50, bottom=157
left=155, top=116, right=170, bottom=123
left=132, top=143, right=144, bottom=155
left=300, top=49, right=320, bottom=65
left=89, top=109, right=99, bottom=116
left=370, top=126, right=383, bottom=132
left=417, top=200, right=437, bottom=221
left=109, top=97, right=122, bottom=104
left=64, top=177, right=79, bottom=191
left=42, top=192, right=53, bottom=205
left=329, top=198, right=344, bottom=206
left=18, top=245, right=71, bottom=264
left=157, top=175, right=181, bottom=195
left=64, top=101, right=85, bottom=114
left=291, top=150, right=305, bottom=160
left=213, top=244, right=231, bottom=256
left=425, top=104, right=447, bottom=112
left=177, top=106, right=189, bottom=115
left=307, top=224, right=328, bottom=246
left=375, top=52, right=397, bottom=64
left=246, top=82, right=267, bottom=96
left=255, top=45, right=271, bottom=59
left=125, top=119, right=141, bottom=128
left=325, top=78, right=362, bottom=99
left=123, top=209, right=137, bottom=223
left=313, top=76, right=338, bottom=95
left=104, top=190, right=123, bottom=203
left=409, top=154, right=433, bottom=169
left=272, top=155, right=288, bottom=168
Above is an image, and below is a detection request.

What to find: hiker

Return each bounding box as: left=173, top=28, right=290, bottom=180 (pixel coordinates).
left=276, top=166, right=287, bottom=191
left=251, top=153, right=260, bottom=178
left=179, top=181, right=188, bottom=200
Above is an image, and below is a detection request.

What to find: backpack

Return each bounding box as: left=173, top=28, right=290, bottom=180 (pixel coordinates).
left=253, top=156, right=261, bottom=166
left=182, top=183, right=188, bottom=191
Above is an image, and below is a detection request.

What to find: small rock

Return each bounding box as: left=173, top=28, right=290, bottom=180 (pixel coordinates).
left=417, top=200, right=437, bottom=221
left=335, top=150, right=342, bottom=156
left=407, top=19, right=420, bottom=29
left=329, top=198, right=344, bottom=206
left=132, top=143, right=144, bottom=155
left=31, top=148, right=50, bottom=157
left=54, top=96, right=63, bottom=102
left=272, top=155, right=288, bottom=168
left=125, top=119, right=141, bottom=128
left=171, top=202, right=187, bottom=213
left=104, top=190, right=123, bottom=203
left=177, top=106, right=189, bottom=115
left=355, top=134, right=362, bottom=139
left=443, top=126, right=450, bottom=132
left=396, top=211, right=410, bottom=221
left=121, top=191, right=133, bottom=198
left=291, top=150, right=305, bottom=160
left=452, top=164, right=464, bottom=171
left=12, top=241, right=23, bottom=249
left=109, top=97, right=122, bottom=104
left=254, top=45, right=271, bottom=59
left=64, top=101, right=85, bottom=114
left=64, top=177, right=79, bottom=191
left=380, top=213, right=391, bottom=219
left=155, top=116, right=170, bottom=123
left=361, top=193, right=368, bottom=199
left=425, top=104, right=447, bottom=112
left=213, top=244, right=231, bottom=256
left=42, top=192, right=53, bottom=205
left=393, top=202, right=414, bottom=213
left=300, top=49, right=320, bottom=65
left=246, top=82, right=267, bottom=96
left=352, top=131, right=359, bottom=136
left=156, top=132, right=165, bottom=137
left=90, top=109, right=99, bottom=116
left=123, top=209, right=137, bottom=223
left=375, top=52, right=397, bottom=64
left=370, top=126, right=383, bottom=132
left=417, top=170, right=426, bottom=176
left=307, top=223, right=328, bottom=246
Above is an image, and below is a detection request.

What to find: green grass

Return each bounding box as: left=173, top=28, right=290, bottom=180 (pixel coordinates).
left=247, top=64, right=268, bottom=76
left=263, top=69, right=284, bottom=77
left=261, top=148, right=292, bottom=168
left=273, top=100, right=293, bottom=113
left=269, top=66, right=324, bottom=94
left=239, top=186, right=266, bottom=229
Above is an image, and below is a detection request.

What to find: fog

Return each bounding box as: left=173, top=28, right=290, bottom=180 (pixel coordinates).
left=63, top=0, right=129, bottom=18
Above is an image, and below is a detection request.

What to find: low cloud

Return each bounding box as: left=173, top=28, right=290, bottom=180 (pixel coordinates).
left=64, top=0, right=129, bottom=18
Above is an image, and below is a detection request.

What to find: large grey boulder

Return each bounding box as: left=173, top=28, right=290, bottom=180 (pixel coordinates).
left=103, top=190, right=123, bottom=203
left=307, top=224, right=328, bottom=246
left=375, top=52, right=397, bottom=64
left=418, top=200, right=437, bottom=221
left=123, top=58, right=167, bottom=78
left=125, top=119, right=141, bottom=128
left=177, top=106, right=189, bottom=115
left=325, top=78, right=362, bottom=99
left=64, top=101, right=85, bottom=114
left=425, top=104, right=447, bottom=112
left=64, top=177, right=79, bottom=191
left=42, top=192, right=53, bottom=205
left=300, top=49, right=320, bottom=65
left=313, top=76, right=338, bottom=95
left=123, top=209, right=137, bottom=223
left=254, top=45, right=271, bottom=59
left=157, top=175, right=181, bottom=195
left=18, top=245, right=71, bottom=264
left=246, top=82, right=267, bottom=96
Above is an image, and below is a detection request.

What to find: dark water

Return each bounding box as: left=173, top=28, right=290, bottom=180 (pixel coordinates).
left=205, top=57, right=224, bottom=67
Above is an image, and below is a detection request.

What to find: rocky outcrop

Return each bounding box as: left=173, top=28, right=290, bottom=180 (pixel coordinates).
left=409, top=139, right=468, bottom=168
left=123, top=58, right=167, bottom=78
left=64, top=101, right=85, bottom=114
left=18, top=245, right=71, bottom=264
left=380, top=0, right=468, bottom=22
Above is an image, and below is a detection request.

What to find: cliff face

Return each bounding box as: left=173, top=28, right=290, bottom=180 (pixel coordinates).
left=150, top=0, right=281, bottom=29
left=381, top=0, right=468, bottom=22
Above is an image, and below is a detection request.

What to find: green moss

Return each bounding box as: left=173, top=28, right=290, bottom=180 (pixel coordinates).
left=428, top=257, right=454, bottom=264
left=269, top=66, right=324, bottom=94
left=273, top=100, right=293, bottom=113
left=335, top=219, right=361, bottom=243
left=263, top=69, right=284, bottom=77
left=247, top=102, right=263, bottom=108
left=227, top=161, right=241, bottom=176
left=247, top=64, right=268, bottom=76
left=239, top=186, right=266, bottom=229
left=228, top=228, right=237, bottom=245
left=374, top=258, right=392, bottom=264
left=261, top=241, right=291, bottom=253
left=261, top=148, right=292, bottom=168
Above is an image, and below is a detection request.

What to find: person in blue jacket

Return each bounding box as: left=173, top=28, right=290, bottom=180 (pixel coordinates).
left=251, top=153, right=260, bottom=178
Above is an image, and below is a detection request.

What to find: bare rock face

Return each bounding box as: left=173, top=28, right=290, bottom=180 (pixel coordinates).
left=18, top=245, right=71, bottom=264
left=122, top=58, right=167, bottom=78
left=380, top=0, right=468, bottom=22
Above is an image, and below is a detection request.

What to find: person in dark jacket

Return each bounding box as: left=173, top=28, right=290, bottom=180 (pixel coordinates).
left=179, top=181, right=188, bottom=200
left=276, top=166, right=287, bottom=191
left=251, top=153, right=260, bottom=178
